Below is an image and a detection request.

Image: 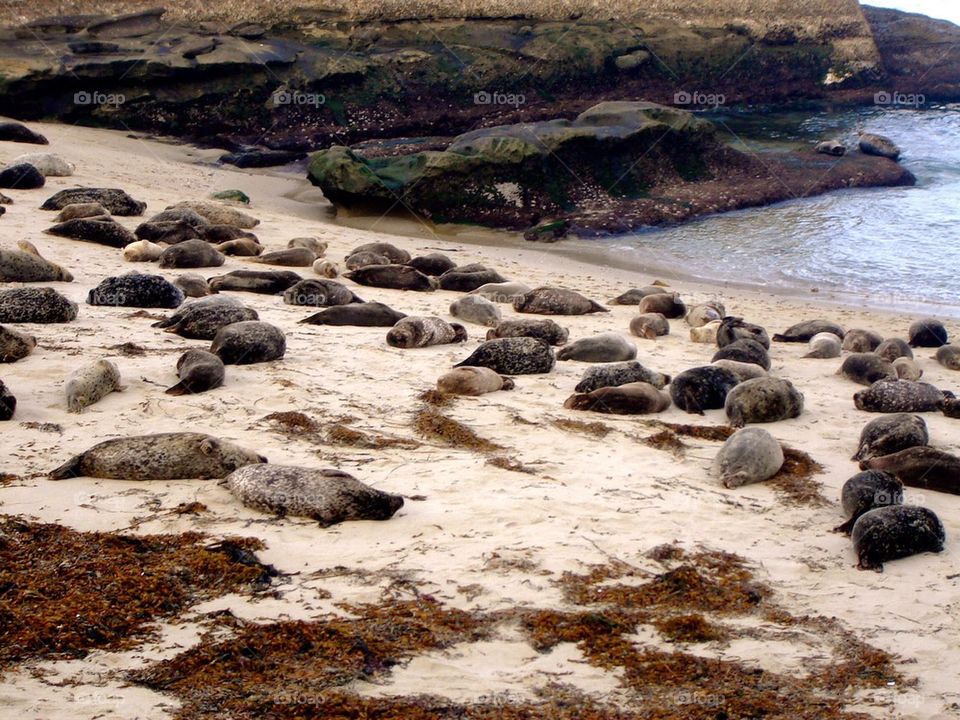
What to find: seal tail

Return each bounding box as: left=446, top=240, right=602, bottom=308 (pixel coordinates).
left=49, top=455, right=82, bottom=480
left=589, top=301, right=610, bottom=314
left=165, top=382, right=190, bottom=396
left=772, top=333, right=802, bottom=343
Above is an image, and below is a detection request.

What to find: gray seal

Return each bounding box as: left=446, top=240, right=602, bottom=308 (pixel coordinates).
left=0, top=325, right=36, bottom=363
left=54, top=202, right=109, bottom=222
left=0, top=241, right=73, bottom=282
left=449, top=295, right=502, bottom=327
left=135, top=220, right=201, bottom=244
left=345, top=265, right=437, bottom=291
left=438, top=264, right=506, bottom=292
left=0, top=287, right=78, bottom=323
left=838, top=353, right=896, bottom=385
left=87, top=273, right=184, bottom=309
left=437, top=367, right=515, bottom=395
left=470, top=282, right=531, bottom=304
left=685, top=303, right=724, bottom=327
left=773, top=319, right=844, bottom=342
left=0, top=380, right=14, bottom=420
left=842, top=329, right=883, bottom=353
left=345, top=251, right=391, bottom=270
left=208, top=270, right=302, bottom=294
left=852, top=413, right=928, bottom=462
left=629, top=313, right=669, bottom=339
left=165, top=350, right=225, bottom=396
left=455, top=337, right=555, bottom=375
left=711, top=338, right=770, bottom=370
left=941, top=397, right=960, bottom=418
left=282, top=279, right=361, bottom=307
left=313, top=259, right=340, bottom=278
left=712, top=427, right=784, bottom=488
left=875, top=338, right=913, bottom=362
left=717, top=317, right=770, bottom=349
left=860, top=446, right=960, bottom=494
left=556, top=333, right=637, bottom=362
left=513, top=287, right=607, bottom=315
left=609, top=287, right=667, bottom=305
left=65, top=358, right=123, bottom=412
left=710, top=359, right=767, bottom=382
left=45, top=217, right=136, bottom=248
left=408, top=253, right=456, bottom=276
left=815, top=139, right=845, bottom=156
left=49, top=432, right=266, bottom=480
left=123, top=240, right=164, bottom=263
left=174, top=274, right=215, bottom=298
left=158, top=239, right=226, bottom=269
left=216, top=238, right=264, bottom=256
left=347, top=242, right=410, bottom=264
left=854, top=380, right=948, bottom=413
left=670, top=366, right=740, bottom=414
left=387, top=316, right=467, bottom=348
left=485, top=319, right=568, bottom=345
left=249, top=247, right=317, bottom=267
left=563, top=382, right=670, bottom=415
left=834, top=470, right=903, bottom=535
left=575, top=361, right=670, bottom=393
left=225, top=464, right=404, bottom=526
left=858, top=133, right=901, bottom=161
left=210, top=321, right=286, bottom=364
left=40, top=188, right=145, bottom=216
left=300, top=302, right=406, bottom=327
left=724, top=377, right=804, bottom=427
left=168, top=201, right=259, bottom=228
left=637, top=292, right=685, bottom=319
left=851, top=506, right=944, bottom=571
left=153, top=296, right=258, bottom=339
left=202, top=225, right=259, bottom=243
left=288, top=237, right=327, bottom=255
left=908, top=318, right=948, bottom=348
left=146, top=207, right=208, bottom=227
left=934, top=344, right=960, bottom=370
left=893, top=357, right=923, bottom=380
left=803, top=332, right=841, bottom=358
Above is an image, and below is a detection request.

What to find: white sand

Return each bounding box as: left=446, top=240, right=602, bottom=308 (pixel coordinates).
left=1, top=120, right=958, bottom=719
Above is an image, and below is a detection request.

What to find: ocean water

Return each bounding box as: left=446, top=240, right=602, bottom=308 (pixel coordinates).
left=584, top=105, right=960, bottom=314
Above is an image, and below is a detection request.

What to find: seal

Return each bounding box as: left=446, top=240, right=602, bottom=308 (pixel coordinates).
left=860, top=446, right=960, bottom=494
left=282, top=279, right=361, bottom=307
left=564, top=382, right=670, bottom=415
left=838, top=353, right=896, bottom=386
left=347, top=242, right=410, bottom=264
left=717, top=317, right=770, bottom=349
left=0, top=121, right=48, bottom=145
left=875, top=338, right=913, bottom=362
left=686, top=303, right=724, bottom=328
left=45, top=217, right=137, bottom=248
left=711, top=338, right=771, bottom=371
left=439, top=264, right=507, bottom=292
left=288, top=237, right=327, bottom=255
left=300, top=302, right=406, bottom=327
left=437, top=367, right=515, bottom=396
left=0, top=163, right=45, bottom=189
left=724, top=376, right=804, bottom=427
left=146, top=208, right=208, bottom=228
left=804, top=332, right=842, bottom=358
left=712, top=427, right=784, bottom=488
left=158, top=239, right=226, bottom=269
left=153, top=296, right=259, bottom=339
left=893, top=357, right=923, bottom=380
left=408, top=253, right=456, bottom=276
left=638, top=292, right=686, bottom=319
left=852, top=413, right=928, bottom=462
left=934, top=344, right=960, bottom=370
left=772, top=319, right=844, bottom=342
left=12, top=153, right=73, bottom=177
left=833, top=470, right=903, bottom=535
left=629, top=313, right=670, bottom=339
left=216, top=238, right=264, bottom=257
left=486, top=319, right=569, bottom=346
left=0, top=287, right=78, bottom=323
left=66, top=359, right=123, bottom=412
left=201, top=225, right=259, bottom=243
left=387, top=316, right=467, bottom=348
left=345, top=265, right=438, bottom=291
left=711, top=359, right=767, bottom=382
left=225, top=464, right=404, bottom=526
left=168, top=201, right=259, bottom=228
left=858, top=133, right=901, bottom=161
left=250, top=247, right=317, bottom=267
left=0, top=380, right=14, bottom=421
left=313, top=259, right=339, bottom=278
left=210, top=321, right=286, bottom=364
left=123, top=240, right=164, bottom=263
left=450, top=295, right=502, bottom=327
left=88, top=273, right=184, bottom=309
left=470, top=282, right=532, bottom=304
left=842, top=328, right=883, bottom=353
left=49, top=432, right=266, bottom=480
left=851, top=506, right=944, bottom=571
left=513, top=287, right=608, bottom=316
left=0, top=240, right=73, bottom=282
left=556, top=333, right=637, bottom=363
left=575, top=361, right=670, bottom=393
left=609, top=287, right=667, bottom=305
left=174, top=274, right=215, bottom=298
left=135, top=220, right=201, bottom=244
left=165, top=349, right=226, bottom=395
left=40, top=188, right=145, bottom=216
left=208, top=270, right=302, bottom=295
left=909, top=318, right=948, bottom=348
left=455, top=337, right=555, bottom=375
left=853, top=380, right=948, bottom=413
left=690, top=321, right=721, bottom=344
left=345, top=251, right=391, bottom=270
left=940, top=396, right=960, bottom=419
left=0, top=325, right=36, bottom=363
left=55, top=202, right=109, bottom=222
left=814, top=139, right=845, bottom=156
left=670, top=366, right=740, bottom=415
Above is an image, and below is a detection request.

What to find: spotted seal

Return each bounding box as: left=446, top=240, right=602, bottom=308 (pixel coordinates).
left=564, top=382, right=670, bottom=415
left=717, top=317, right=770, bottom=349
left=210, top=321, right=286, bottom=364
left=908, top=318, right=948, bottom=348
left=513, top=287, right=607, bottom=316
left=724, top=377, right=803, bottom=427
left=0, top=380, right=14, bottom=420
left=685, top=303, right=724, bottom=327
left=250, top=247, right=317, bottom=267
left=833, top=470, right=904, bottom=534
left=208, top=270, right=302, bottom=294
left=574, top=361, right=670, bottom=393
left=470, top=282, right=532, bottom=304
left=455, top=337, right=555, bottom=375
left=853, top=380, right=948, bottom=413
left=449, top=295, right=502, bottom=327
left=283, top=279, right=361, bottom=307
left=387, top=316, right=467, bottom=348
left=852, top=413, right=928, bottom=462
left=174, top=274, right=215, bottom=298
left=804, top=332, right=842, bottom=359
left=345, top=265, right=437, bottom=291
left=168, top=201, right=259, bottom=228
left=842, top=329, right=883, bottom=353
left=313, top=259, right=340, bottom=278
left=838, top=353, right=896, bottom=386
left=158, top=239, right=226, bottom=269
left=609, top=287, right=667, bottom=305
left=408, top=253, right=456, bottom=276
left=437, top=367, right=515, bottom=396
left=300, top=302, right=406, bottom=327
left=710, top=359, right=767, bottom=382
left=438, top=264, right=506, bottom=292
left=0, top=287, right=78, bottom=323
left=773, top=319, right=844, bottom=342
left=485, top=319, right=568, bottom=346
left=690, top=321, right=721, bottom=344
left=123, top=240, right=164, bottom=263
left=288, top=237, right=327, bottom=255
left=135, top=220, right=201, bottom=244
left=0, top=325, right=36, bottom=363
left=165, top=350, right=226, bottom=396
left=858, top=133, right=901, bottom=161
left=216, top=238, right=264, bottom=257
left=875, top=338, right=913, bottom=362
left=153, top=296, right=258, bottom=339
left=934, top=345, right=960, bottom=370
left=893, top=357, right=923, bottom=380
left=40, top=188, right=145, bottom=216
left=0, top=240, right=73, bottom=282
left=638, top=292, right=685, bottom=319
left=54, top=202, right=109, bottom=222
left=347, top=242, right=410, bottom=264
left=66, top=359, right=123, bottom=412
left=851, top=506, right=944, bottom=571
left=88, top=273, right=184, bottom=309
left=45, top=217, right=136, bottom=248
left=711, top=338, right=771, bottom=370
left=345, top=251, right=391, bottom=270
left=670, top=366, right=741, bottom=414
left=712, top=427, right=784, bottom=488
left=860, top=446, right=960, bottom=494
left=556, top=333, right=637, bottom=363
left=629, top=313, right=669, bottom=339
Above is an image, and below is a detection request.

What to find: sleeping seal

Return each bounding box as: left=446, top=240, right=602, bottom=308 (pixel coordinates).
left=563, top=382, right=670, bottom=415
left=712, top=427, right=784, bottom=488
left=851, top=506, right=944, bottom=571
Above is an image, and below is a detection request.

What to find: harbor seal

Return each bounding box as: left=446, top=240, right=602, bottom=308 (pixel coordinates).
left=0, top=380, right=14, bottom=420
left=165, top=350, right=225, bottom=396
left=638, top=292, right=686, bottom=319
left=908, top=318, right=948, bottom=348
left=485, top=319, right=568, bottom=346
left=773, top=319, right=844, bottom=342
left=153, top=296, right=258, bottom=339
left=851, top=506, right=944, bottom=571
left=439, top=265, right=507, bottom=292
left=387, top=316, right=467, bottom=348
left=0, top=163, right=45, bottom=189
left=135, top=220, right=201, bottom=244
left=210, top=321, right=286, bottom=364
left=300, top=302, right=406, bottom=327
left=282, top=279, right=360, bottom=307
left=711, top=359, right=767, bottom=382
left=574, top=361, right=670, bottom=393
left=724, top=377, right=804, bottom=427
left=345, top=251, right=392, bottom=270
left=939, top=396, right=960, bottom=418
left=288, top=237, right=327, bottom=255
left=40, top=188, right=145, bottom=216
left=556, top=333, right=637, bottom=363
left=87, top=273, right=184, bottom=309
left=348, top=242, right=410, bottom=264
left=225, top=464, right=404, bottom=526
left=470, top=282, right=532, bottom=304
left=313, top=259, right=340, bottom=278
left=146, top=208, right=208, bottom=227
left=408, top=253, right=456, bottom=276
left=934, top=344, right=960, bottom=370
left=717, top=317, right=770, bottom=349
left=55, top=202, right=109, bottom=222
left=893, top=357, right=923, bottom=380
left=838, top=353, right=896, bottom=385
left=201, top=225, right=259, bottom=243
left=0, top=240, right=73, bottom=282
left=437, top=367, right=515, bottom=395
left=208, top=270, right=302, bottom=294
left=564, top=382, right=670, bottom=415
left=0, top=325, right=36, bottom=363
left=49, top=432, right=266, bottom=481
left=860, top=446, right=960, bottom=494
left=685, top=303, right=724, bottom=327
left=0, top=287, right=78, bottom=323
left=858, top=133, right=901, bottom=161
left=842, top=329, right=883, bottom=353
left=629, top=313, right=669, bottom=339
left=158, top=239, right=226, bottom=269
left=66, top=359, right=123, bottom=412
left=814, top=139, right=845, bottom=156
left=712, top=427, right=784, bottom=488
left=670, top=366, right=741, bottom=414
left=834, top=470, right=904, bottom=535
left=609, top=287, right=667, bottom=305
left=345, top=265, right=437, bottom=291
left=852, top=413, right=928, bottom=462
left=168, top=201, right=259, bottom=228
left=711, top=338, right=771, bottom=371
left=449, top=295, right=502, bottom=327
left=875, top=338, right=913, bottom=362
left=0, top=121, right=48, bottom=145
left=690, top=321, right=721, bottom=344
left=250, top=247, right=317, bottom=267
left=804, top=332, right=842, bottom=359
left=174, top=274, right=215, bottom=298
left=216, top=238, right=264, bottom=256
left=455, top=337, right=555, bottom=375
left=45, top=218, right=136, bottom=248
left=854, top=380, right=948, bottom=413
left=123, top=240, right=164, bottom=263
left=513, top=287, right=607, bottom=316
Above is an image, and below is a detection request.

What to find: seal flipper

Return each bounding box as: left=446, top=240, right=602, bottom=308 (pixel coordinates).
left=682, top=388, right=704, bottom=416
left=833, top=517, right=857, bottom=535
left=165, top=381, right=190, bottom=396
left=49, top=454, right=83, bottom=480
left=589, top=300, right=609, bottom=314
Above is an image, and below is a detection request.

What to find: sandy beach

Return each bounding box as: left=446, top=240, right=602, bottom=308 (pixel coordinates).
left=1, top=120, right=959, bottom=719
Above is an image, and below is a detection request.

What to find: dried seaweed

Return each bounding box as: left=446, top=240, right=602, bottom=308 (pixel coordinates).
left=263, top=411, right=320, bottom=434
left=417, top=388, right=454, bottom=407
left=641, top=428, right=687, bottom=456
left=327, top=423, right=420, bottom=450
left=644, top=421, right=735, bottom=442
left=769, top=446, right=828, bottom=506
left=413, top=406, right=502, bottom=452
left=486, top=456, right=537, bottom=474
left=653, top=613, right=728, bottom=643
left=552, top=418, right=613, bottom=438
